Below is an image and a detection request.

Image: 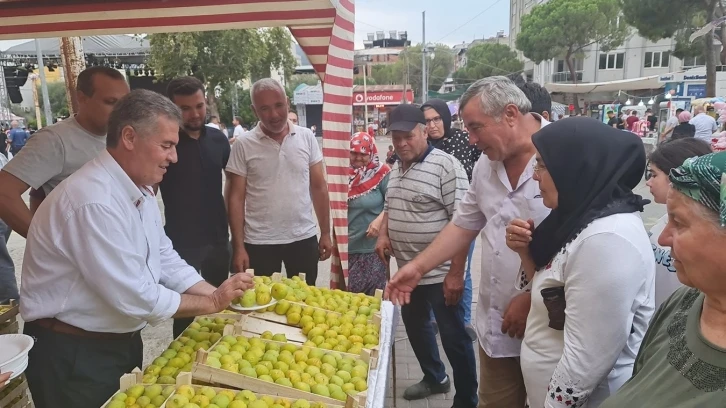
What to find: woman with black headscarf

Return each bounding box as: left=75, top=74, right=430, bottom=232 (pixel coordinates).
left=505, top=117, right=656, bottom=407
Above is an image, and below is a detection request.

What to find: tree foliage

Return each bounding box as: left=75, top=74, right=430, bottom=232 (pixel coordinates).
left=398, top=44, right=455, bottom=100
left=516, top=0, right=628, bottom=81
left=452, top=43, right=523, bottom=87
left=357, top=44, right=454, bottom=102
left=354, top=76, right=377, bottom=86
left=287, top=73, right=320, bottom=91
left=148, top=28, right=297, bottom=116
left=370, top=64, right=398, bottom=85
left=215, top=83, right=295, bottom=128
left=12, top=82, right=69, bottom=129
left=621, top=0, right=718, bottom=94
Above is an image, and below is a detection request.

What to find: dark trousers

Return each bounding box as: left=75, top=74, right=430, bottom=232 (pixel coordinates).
left=402, top=282, right=479, bottom=408
left=172, top=241, right=232, bottom=338
left=24, top=321, right=143, bottom=408
left=244, top=236, right=319, bottom=286
left=10, top=146, right=22, bottom=156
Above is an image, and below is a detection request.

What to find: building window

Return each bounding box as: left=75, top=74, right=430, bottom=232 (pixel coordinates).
left=599, top=52, right=625, bottom=70
left=682, top=55, right=706, bottom=68
left=644, top=51, right=670, bottom=68
left=556, top=58, right=583, bottom=73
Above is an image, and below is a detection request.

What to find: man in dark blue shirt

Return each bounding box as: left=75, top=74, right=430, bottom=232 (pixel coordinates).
left=7, top=121, right=29, bottom=156
left=161, top=77, right=232, bottom=338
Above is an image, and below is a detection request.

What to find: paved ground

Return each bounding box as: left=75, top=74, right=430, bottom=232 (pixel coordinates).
left=6, top=136, right=664, bottom=406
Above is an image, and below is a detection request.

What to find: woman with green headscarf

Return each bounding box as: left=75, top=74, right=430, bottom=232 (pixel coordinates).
left=601, top=152, right=726, bottom=407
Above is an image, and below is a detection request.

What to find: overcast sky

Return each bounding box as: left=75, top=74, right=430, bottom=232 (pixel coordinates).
left=355, top=0, right=509, bottom=47
left=0, top=0, right=509, bottom=51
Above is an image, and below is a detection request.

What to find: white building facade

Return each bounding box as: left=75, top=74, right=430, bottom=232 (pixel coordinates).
left=509, top=0, right=706, bottom=88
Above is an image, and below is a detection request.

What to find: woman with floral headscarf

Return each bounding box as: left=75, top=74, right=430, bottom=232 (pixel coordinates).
left=602, top=151, right=726, bottom=407
left=346, top=132, right=391, bottom=295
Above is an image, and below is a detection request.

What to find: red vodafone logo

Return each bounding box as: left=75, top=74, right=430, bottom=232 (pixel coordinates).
left=352, top=90, right=414, bottom=105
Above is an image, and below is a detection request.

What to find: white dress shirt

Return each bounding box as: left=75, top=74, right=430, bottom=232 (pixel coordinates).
left=451, top=113, right=550, bottom=358
left=233, top=125, right=244, bottom=139
left=20, top=150, right=203, bottom=333
left=689, top=113, right=718, bottom=141
left=519, top=213, right=655, bottom=408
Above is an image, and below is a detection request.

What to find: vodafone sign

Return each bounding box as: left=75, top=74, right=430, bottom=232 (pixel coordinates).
left=353, top=90, right=415, bottom=106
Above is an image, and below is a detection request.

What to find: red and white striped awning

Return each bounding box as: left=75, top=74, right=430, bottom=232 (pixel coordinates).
left=0, top=0, right=353, bottom=286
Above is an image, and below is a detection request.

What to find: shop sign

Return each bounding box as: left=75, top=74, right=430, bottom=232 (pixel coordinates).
left=353, top=90, right=415, bottom=105
left=659, top=72, right=708, bottom=83
left=293, top=87, right=324, bottom=105
left=686, top=84, right=707, bottom=98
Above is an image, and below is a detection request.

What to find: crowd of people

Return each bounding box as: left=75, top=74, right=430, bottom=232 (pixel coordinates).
left=379, top=76, right=726, bottom=408
left=0, top=67, right=332, bottom=407
left=1, top=65, right=725, bottom=408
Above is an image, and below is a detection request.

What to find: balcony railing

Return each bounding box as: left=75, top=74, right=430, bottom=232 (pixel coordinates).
left=551, top=71, right=583, bottom=83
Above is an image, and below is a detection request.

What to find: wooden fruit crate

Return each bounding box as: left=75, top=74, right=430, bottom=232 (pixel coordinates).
left=240, top=311, right=383, bottom=360
left=193, top=349, right=367, bottom=407
left=173, top=372, right=349, bottom=408
left=0, top=374, right=32, bottom=408
left=0, top=300, right=20, bottom=335
left=221, top=323, right=377, bottom=365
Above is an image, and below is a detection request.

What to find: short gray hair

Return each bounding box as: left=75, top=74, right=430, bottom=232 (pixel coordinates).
left=250, top=78, right=286, bottom=106
left=107, top=89, right=182, bottom=148
left=459, top=76, right=532, bottom=120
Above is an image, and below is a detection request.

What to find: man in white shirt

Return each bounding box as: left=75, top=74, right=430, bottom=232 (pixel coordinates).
left=386, top=76, right=551, bottom=408
left=20, top=90, right=254, bottom=408
left=231, top=115, right=245, bottom=144
left=0, top=66, right=130, bottom=237
left=661, top=108, right=683, bottom=141
left=206, top=115, right=221, bottom=130
left=227, top=78, right=332, bottom=286
left=689, top=105, right=719, bottom=140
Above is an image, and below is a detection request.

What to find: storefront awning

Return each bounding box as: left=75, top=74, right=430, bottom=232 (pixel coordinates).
left=0, top=0, right=355, bottom=283
left=544, top=75, right=664, bottom=94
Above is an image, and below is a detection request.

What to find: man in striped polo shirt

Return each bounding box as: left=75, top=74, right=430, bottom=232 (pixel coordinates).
left=376, top=104, right=478, bottom=407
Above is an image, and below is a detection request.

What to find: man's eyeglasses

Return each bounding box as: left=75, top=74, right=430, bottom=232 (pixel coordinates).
left=425, top=117, right=442, bottom=126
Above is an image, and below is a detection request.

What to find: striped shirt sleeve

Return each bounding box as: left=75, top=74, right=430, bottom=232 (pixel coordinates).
left=441, top=159, right=469, bottom=219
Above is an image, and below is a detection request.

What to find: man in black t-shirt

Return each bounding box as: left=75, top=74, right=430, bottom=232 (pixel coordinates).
left=607, top=110, right=621, bottom=129
left=0, top=130, right=7, bottom=158
left=162, top=77, right=232, bottom=338
left=646, top=108, right=657, bottom=131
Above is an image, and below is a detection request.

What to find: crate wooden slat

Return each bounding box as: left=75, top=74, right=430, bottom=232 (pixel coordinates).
left=0, top=300, right=19, bottom=325
left=172, top=372, right=351, bottom=408
left=0, top=320, right=19, bottom=335
left=192, top=351, right=346, bottom=406
left=0, top=375, right=29, bottom=407
left=235, top=315, right=308, bottom=343
left=8, top=393, right=30, bottom=408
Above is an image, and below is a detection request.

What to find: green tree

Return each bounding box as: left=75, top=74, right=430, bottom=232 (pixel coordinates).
left=40, top=82, right=70, bottom=118
left=453, top=43, right=523, bottom=88
left=621, top=0, right=719, bottom=95
left=395, top=44, right=455, bottom=101
left=216, top=83, right=296, bottom=128
left=287, top=73, right=320, bottom=91
left=356, top=45, right=454, bottom=102
left=148, top=28, right=296, bottom=117
left=370, top=64, right=398, bottom=85
left=353, top=76, right=377, bottom=86
left=516, top=0, right=628, bottom=111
